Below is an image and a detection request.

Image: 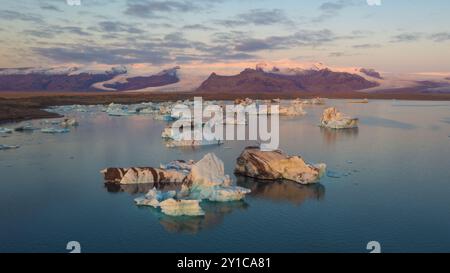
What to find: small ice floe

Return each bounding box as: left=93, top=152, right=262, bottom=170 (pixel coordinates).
left=107, top=153, right=250, bottom=216
left=165, top=139, right=224, bottom=148
left=235, top=146, right=326, bottom=185
left=348, top=98, right=369, bottom=104
left=60, top=118, right=78, bottom=127
left=160, top=159, right=195, bottom=173
left=0, top=144, right=20, bottom=150
left=0, top=128, right=13, bottom=134
left=278, top=103, right=306, bottom=116
left=107, top=110, right=131, bottom=117
left=153, top=114, right=176, bottom=121
left=41, top=127, right=70, bottom=134
left=234, top=98, right=254, bottom=106
left=164, top=126, right=224, bottom=147
left=301, top=97, right=326, bottom=105
left=105, top=103, right=132, bottom=116
left=135, top=188, right=205, bottom=216
left=320, top=107, right=359, bottom=129
left=14, top=123, right=38, bottom=132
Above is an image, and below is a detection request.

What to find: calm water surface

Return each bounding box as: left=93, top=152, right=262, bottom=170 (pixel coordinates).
left=1, top=99, right=449, bottom=253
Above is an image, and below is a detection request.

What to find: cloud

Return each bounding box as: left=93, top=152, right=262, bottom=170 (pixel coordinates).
left=33, top=45, right=172, bottom=65
left=234, top=29, right=336, bottom=52
left=390, top=33, right=422, bottom=43
left=312, top=0, right=356, bottom=23
left=352, top=43, right=381, bottom=49
left=124, top=0, right=198, bottom=18
left=429, top=32, right=450, bottom=42
left=96, top=21, right=144, bottom=34
left=23, top=25, right=91, bottom=39
left=40, top=4, right=62, bottom=12
left=215, top=9, right=293, bottom=27
left=182, top=24, right=215, bottom=31
left=0, top=10, right=43, bottom=23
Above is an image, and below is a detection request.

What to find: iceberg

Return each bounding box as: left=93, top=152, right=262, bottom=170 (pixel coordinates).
left=188, top=153, right=232, bottom=187
left=0, top=144, right=20, bottom=150
left=0, top=128, right=13, bottom=134
left=159, top=199, right=205, bottom=216
left=279, top=103, right=306, bottom=116
left=235, top=146, right=326, bottom=184
left=101, top=167, right=188, bottom=184
left=41, top=127, right=70, bottom=134
left=60, top=118, right=79, bottom=127
left=14, top=123, right=38, bottom=132
left=301, top=97, right=326, bottom=105
left=135, top=188, right=177, bottom=208
left=160, top=159, right=195, bottom=173
left=113, top=153, right=251, bottom=216
left=320, top=107, right=359, bottom=129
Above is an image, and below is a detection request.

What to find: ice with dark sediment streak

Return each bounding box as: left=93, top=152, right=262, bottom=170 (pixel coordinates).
left=235, top=146, right=326, bottom=185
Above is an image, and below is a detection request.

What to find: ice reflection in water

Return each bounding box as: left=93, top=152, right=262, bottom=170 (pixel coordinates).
left=237, top=177, right=325, bottom=206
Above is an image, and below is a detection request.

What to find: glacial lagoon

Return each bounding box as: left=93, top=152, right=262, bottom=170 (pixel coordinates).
left=1, top=99, right=450, bottom=253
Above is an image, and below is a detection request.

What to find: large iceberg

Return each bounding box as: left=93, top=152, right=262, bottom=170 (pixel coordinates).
left=113, top=153, right=251, bottom=216
left=320, top=107, right=358, bottom=129
left=235, top=146, right=326, bottom=185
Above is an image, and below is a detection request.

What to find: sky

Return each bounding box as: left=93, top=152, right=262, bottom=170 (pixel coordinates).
left=0, top=0, right=449, bottom=74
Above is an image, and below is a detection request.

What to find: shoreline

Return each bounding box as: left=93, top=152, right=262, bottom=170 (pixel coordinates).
left=1, top=90, right=450, bottom=124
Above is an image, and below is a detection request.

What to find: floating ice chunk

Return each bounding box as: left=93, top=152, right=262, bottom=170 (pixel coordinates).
left=138, top=107, right=156, bottom=115
left=160, top=159, right=195, bottom=173
left=320, top=107, right=358, bottom=129
left=0, top=144, right=20, bottom=150
left=235, top=146, right=326, bottom=184
left=189, top=153, right=232, bottom=187
left=135, top=188, right=204, bottom=216
left=348, top=99, right=369, bottom=104
left=101, top=167, right=188, bottom=184
left=0, top=128, right=13, bottom=134
left=279, top=104, right=306, bottom=116
left=61, top=118, right=78, bottom=127
left=41, top=127, right=70, bottom=134
left=208, top=187, right=252, bottom=202
left=154, top=114, right=176, bottom=121
left=159, top=199, right=205, bottom=216
left=301, top=97, right=326, bottom=105
left=107, top=110, right=131, bottom=116
left=189, top=186, right=251, bottom=202
left=14, top=123, right=38, bottom=132
left=134, top=188, right=177, bottom=208
left=165, top=139, right=223, bottom=148
left=134, top=196, right=160, bottom=208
